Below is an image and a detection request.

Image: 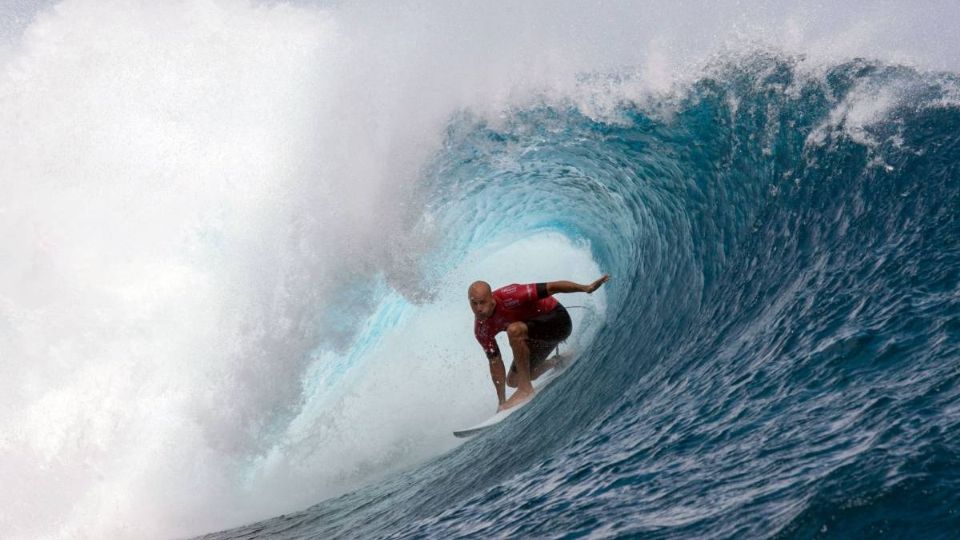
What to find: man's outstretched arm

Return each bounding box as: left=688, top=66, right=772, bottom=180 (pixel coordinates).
left=545, top=274, right=610, bottom=295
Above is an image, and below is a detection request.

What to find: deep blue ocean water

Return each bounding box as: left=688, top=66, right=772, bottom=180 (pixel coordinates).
left=200, top=55, right=960, bottom=539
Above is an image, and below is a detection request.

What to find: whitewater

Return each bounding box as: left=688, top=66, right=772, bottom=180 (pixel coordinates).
left=1, top=1, right=958, bottom=538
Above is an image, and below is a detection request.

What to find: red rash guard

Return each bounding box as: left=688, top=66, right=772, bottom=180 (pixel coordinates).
left=474, top=283, right=558, bottom=358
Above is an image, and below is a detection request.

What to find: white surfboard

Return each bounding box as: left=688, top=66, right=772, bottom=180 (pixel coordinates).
left=453, top=354, right=572, bottom=438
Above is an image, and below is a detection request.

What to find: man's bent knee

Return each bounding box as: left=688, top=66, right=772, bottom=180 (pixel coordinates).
left=506, top=322, right=528, bottom=342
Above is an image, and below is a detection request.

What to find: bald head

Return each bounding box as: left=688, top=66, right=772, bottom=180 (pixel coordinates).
left=468, top=280, right=496, bottom=320
left=468, top=280, right=491, bottom=297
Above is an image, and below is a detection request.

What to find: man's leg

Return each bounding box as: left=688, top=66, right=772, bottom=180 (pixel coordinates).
left=531, top=348, right=563, bottom=379
left=506, top=341, right=556, bottom=388
left=502, top=321, right=534, bottom=408
left=525, top=338, right=557, bottom=380
left=524, top=305, right=572, bottom=381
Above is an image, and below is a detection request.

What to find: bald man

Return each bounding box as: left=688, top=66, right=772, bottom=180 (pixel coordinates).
left=468, top=275, right=609, bottom=411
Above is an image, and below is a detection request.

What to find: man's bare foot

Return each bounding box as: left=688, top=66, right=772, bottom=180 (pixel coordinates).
left=534, top=353, right=573, bottom=379
left=498, top=387, right=534, bottom=411
left=553, top=353, right=571, bottom=370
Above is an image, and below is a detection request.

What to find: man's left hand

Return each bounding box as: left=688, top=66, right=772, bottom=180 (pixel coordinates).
left=584, top=274, right=610, bottom=293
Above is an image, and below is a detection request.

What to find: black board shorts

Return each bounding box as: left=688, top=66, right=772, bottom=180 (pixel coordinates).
left=511, top=304, right=572, bottom=372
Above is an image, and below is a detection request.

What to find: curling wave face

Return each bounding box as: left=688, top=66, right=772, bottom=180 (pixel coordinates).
left=209, top=55, right=960, bottom=539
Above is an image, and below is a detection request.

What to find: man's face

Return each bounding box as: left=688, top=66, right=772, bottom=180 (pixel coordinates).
left=469, top=289, right=496, bottom=320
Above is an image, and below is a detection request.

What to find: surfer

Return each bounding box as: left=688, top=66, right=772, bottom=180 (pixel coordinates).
left=469, top=275, right=609, bottom=411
